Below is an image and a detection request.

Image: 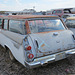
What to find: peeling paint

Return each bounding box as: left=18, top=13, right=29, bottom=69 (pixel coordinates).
left=57, top=48, right=61, bottom=51
left=41, top=44, right=45, bottom=47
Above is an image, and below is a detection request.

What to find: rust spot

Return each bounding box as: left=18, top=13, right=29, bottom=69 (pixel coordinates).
left=7, top=15, right=58, bottom=19
left=43, top=53, right=46, bottom=56
left=36, top=30, right=64, bottom=34
left=57, top=48, right=61, bottom=51
left=41, top=44, right=45, bottom=47
left=25, top=20, right=31, bottom=34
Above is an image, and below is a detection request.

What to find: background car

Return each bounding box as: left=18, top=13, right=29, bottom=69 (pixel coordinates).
left=65, top=17, right=75, bottom=35
left=61, top=14, right=75, bottom=22
left=52, top=9, right=72, bottom=17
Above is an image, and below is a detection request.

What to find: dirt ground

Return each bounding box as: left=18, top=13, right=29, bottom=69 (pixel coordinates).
left=0, top=45, right=75, bottom=75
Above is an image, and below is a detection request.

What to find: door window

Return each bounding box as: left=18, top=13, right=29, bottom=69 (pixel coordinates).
left=4, top=20, right=8, bottom=30
left=56, top=10, right=62, bottom=13
left=9, top=20, right=25, bottom=34
left=52, top=10, right=56, bottom=14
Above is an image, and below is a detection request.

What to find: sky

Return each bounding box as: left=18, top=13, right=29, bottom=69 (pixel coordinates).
left=0, top=0, right=75, bottom=11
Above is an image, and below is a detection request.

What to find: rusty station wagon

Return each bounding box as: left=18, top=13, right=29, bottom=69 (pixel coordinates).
left=0, top=15, right=75, bottom=69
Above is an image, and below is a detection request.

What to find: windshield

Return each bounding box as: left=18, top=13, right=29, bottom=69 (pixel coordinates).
left=28, top=19, right=65, bottom=33
left=65, top=20, right=75, bottom=28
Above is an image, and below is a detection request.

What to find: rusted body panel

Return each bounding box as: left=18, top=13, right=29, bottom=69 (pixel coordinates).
left=0, top=15, right=58, bottom=20
left=8, top=15, right=58, bottom=19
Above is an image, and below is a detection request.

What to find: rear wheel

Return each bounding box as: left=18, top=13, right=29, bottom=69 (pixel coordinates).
left=9, top=50, right=16, bottom=62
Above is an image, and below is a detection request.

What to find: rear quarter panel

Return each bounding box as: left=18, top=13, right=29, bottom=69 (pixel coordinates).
left=0, top=29, right=25, bottom=66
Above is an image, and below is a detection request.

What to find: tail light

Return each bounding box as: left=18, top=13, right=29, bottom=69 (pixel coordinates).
left=23, top=36, right=34, bottom=62
left=28, top=54, right=34, bottom=59
left=26, top=46, right=31, bottom=50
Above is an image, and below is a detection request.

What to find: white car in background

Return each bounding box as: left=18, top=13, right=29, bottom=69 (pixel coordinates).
left=61, top=14, right=75, bottom=22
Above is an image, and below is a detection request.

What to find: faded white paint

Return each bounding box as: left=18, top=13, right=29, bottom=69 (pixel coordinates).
left=0, top=30, right=25, bottom=66
left=0, top=24, right=75, bottom=68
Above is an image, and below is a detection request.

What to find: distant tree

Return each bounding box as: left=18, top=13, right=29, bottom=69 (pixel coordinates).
left=0, top=11, right=5, bottom=14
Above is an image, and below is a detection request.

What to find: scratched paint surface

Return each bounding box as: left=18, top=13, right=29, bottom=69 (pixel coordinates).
left=30, top=30, right=75, bottom=57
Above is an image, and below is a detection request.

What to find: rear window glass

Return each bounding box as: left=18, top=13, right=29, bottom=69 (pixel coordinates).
left=28, top=19, right=65, bottom=33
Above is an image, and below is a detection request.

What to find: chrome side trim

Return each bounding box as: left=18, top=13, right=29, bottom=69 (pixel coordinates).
left=66, top=49, right=75, bottom=56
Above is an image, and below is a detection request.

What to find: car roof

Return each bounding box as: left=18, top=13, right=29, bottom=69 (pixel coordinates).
left=0, top=15, right=58, bottom=20
left=67, top=17, right=75, bottom=20
left=62, top=14, right=75, bottom=16
left=53, top=9, right=63, bottom=11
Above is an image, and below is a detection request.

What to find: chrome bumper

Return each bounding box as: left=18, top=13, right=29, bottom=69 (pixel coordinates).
left=25, top=49, right=75, bottom=69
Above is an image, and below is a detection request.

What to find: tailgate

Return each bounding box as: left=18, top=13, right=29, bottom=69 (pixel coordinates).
left=29, top=30, right=75, bottom=57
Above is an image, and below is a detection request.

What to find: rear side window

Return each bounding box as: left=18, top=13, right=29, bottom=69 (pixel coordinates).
left=56, top=10, right=62, bottom=13
left=4, top=20, right=8, bottom=30
left=0, top=19, right=2, bottom=28
left=9, top=20, right=25, bottom=34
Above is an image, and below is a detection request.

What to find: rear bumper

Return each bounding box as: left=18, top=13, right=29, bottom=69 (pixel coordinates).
left=25, top=49, right=75, bottom=69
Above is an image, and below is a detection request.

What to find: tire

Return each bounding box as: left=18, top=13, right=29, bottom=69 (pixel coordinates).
left=9, top=50, right=16, bottom=62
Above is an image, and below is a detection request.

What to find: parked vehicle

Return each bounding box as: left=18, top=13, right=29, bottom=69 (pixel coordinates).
left=52, top=9, right=72, bottom=17
left=61, top=14, right=75, bottom=22
left=0, top=15, right=3, bottom=28
left=0, top=15, right=75, bottom=69
left=65, top=17, right=75, bottom=35
left=46, top=11, right=52, bottom=15
left=65, top=17, right=75, bottom=28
